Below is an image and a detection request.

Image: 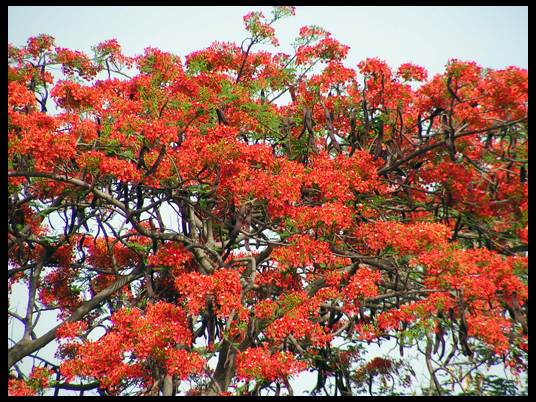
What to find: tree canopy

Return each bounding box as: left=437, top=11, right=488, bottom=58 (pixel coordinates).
left=8, top=6, right=528, bottom=396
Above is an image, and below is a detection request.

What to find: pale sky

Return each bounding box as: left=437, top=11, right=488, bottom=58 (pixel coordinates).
left=9, top=6, right=528, bottom=80
left=8, top=6, right=528, bottom=396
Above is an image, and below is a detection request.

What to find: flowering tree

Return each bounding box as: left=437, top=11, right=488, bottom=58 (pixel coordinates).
left=8, top=6, right=528, bottom=396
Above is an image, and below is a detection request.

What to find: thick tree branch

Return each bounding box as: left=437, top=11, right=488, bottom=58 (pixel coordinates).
left=8, top=264, right=144, bottom=370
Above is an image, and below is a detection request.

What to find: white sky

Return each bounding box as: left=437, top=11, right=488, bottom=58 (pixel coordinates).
left=8, top=6, right=528, bottom=396
left=9, top=6, right=528, bottom=79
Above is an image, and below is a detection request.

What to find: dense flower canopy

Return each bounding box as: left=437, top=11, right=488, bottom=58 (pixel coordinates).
left=9, top=6, right=527, bottom=396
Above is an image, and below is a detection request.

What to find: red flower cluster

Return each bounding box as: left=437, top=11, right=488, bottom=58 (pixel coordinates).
left=175, top=268, right=246, bottom=319
left=341, top=266, right=382, bottom=313
left=58, top=302, right=205, bottom=392
left=148, top=241, right=193, bottom=274
left=236, top=345, right=306, bottom=383
left=8, top=366, right=53, bottom=396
